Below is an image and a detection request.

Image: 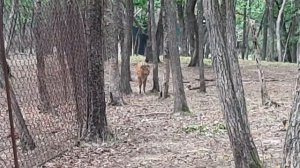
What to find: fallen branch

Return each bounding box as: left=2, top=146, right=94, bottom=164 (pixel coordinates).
left=135, top=112, right=169, bottom=117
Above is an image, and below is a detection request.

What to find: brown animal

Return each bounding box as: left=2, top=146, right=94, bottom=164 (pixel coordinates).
left=135, top=62, right=150, bottom=94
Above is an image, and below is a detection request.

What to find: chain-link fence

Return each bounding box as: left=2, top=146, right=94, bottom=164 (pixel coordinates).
left=0, top=0, right=87, bottom=167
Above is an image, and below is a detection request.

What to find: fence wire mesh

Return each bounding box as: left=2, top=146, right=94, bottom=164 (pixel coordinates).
left=1, top=0, right=87, bottom=167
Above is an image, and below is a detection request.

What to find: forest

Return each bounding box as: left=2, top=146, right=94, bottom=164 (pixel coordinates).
left=0, top=0, right=299, bottom=167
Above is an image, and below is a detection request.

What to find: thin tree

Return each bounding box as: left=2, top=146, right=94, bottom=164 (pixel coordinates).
left=85, top=0, right=111, bottom=141
left=33, top=0, right=53, bottom=113
left=104, top=0, right=125, bottom=106
left=165, top=0, right=190, bottom=114
left=276, top=0, right=287, bottom=62
left=150, top=0, right=159, bottom=92
left=203, top=0, right=262, bottom=167
left=197, top=0, right=206, bottom=93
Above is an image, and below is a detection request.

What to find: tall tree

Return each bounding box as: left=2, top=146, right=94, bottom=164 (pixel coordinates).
left=241, top=0, right=248, bottom=60
left=104, top=0, right=125, bottom=105
left=33, top=0, right=52, bottom=113
left=165, top=0, right=190, bottom=114
left=197, top=0, right=206, bottom=93
left=276, top=0, right=287, bottom=62
left=262, top=3, right=269, bottom=61
left=85, top=0, right=110, bottom=141
left=120, top=0, right=133, bottom=94
left=268, top=0, right=275, bottom=61
left=150, top=0, right=159, bottom=92
left=160, top=0, right=170, bottom=98
left=203, top=0, right=262, bottom=167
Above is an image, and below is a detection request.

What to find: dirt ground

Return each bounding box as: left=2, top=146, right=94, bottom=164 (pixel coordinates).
left=41, top=57, right=297, bottom=168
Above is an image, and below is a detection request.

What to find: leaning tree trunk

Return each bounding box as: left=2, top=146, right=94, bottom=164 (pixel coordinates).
left=120, top=0, right=133, bottom=94
left=150, top=0, right=159, bottom=92
left=85, top=0, right=110, bottom=141
left=33, top=0, right=53, bottom=113
left=104, top=0, right=125, bottom=106
left=282, top=68, right=300, bottom=167
left=203, top=0, right=262, bottom=167
left=165, top=0, right=190, bottom=114
left=0, top=0, right=35, bottom=151
left=197, top=0, right=206, bottom=93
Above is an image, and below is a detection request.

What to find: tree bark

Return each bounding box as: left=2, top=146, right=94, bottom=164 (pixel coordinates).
left=5, top=0, right=18, bottom=59
left=85, top=0, right=110, bottom=141
left=165, top=0, right=190, bottom=114
left=203, top=0, right=262, bottom=167
left=150, top=0, right=159, bottom=92
left=177, top=1, right=187, bottom=56
left=52, top=0, right=68, bottom=102
left=241, top=0, right=248, bottom=60
left=197, top=0, right=206, bottom=93
left=120, top=0, right=133, bottom=94
left=268, top=0, right=275, bottom=61
left=282, top=68, right=300, bottom=167
left=104, top=0, right=125, bottom=106
left=262, top=5, right=269, bottom=61
left=160, top=0, right=170, bottom=98
left=185, top=0, right=197, bottom=56
left=33, top=0, right=53, bottom=113
left=276, top=0, right=287, bottom=62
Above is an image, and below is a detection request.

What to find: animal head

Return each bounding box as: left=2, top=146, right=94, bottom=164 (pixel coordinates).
left=141, top=64, right=150, bottom=75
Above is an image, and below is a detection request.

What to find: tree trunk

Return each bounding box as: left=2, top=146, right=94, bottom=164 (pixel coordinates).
left=241, top=0, right=247, bottom=60
left=64, top=0, right=88, bottom=141
left=120, top=0, right=133, bottom=94
left=104, top=0, right=125, bottom=106
left=33, top=0, right=53, bottom=113
left=0, top=0, right=36, bottom=151
left=156, top=5, right=163, bottom=60
left=150, top=0, right=160, bottom=92
left=85, top=0, right=110, bottom=141
left=185, top=0, right=197, bottom=56
left=203, top=0, right=262, bottom=167
left=188, top=10, right=200, bottom=68
left=177, top=1, right=187, bottom=56
left=165, top=0, right=190, bottom=114
left=197, top=0, right=206, bottom=93
left=276, top=0, right=287, bottom=62
left=5, top=0, right=18, bottom=59
left=282, top=68, right=300, bottom=167
left=117, top=0, right=133, bottom=94
left=160, top=0, right=170, bottom=98
left=268, top=0, right=275, bottom=61
left=262, top=5, right=269, bottom=61
left=53, top=0, right=68, bottom=102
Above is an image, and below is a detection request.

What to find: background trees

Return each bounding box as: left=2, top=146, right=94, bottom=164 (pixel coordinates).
left=2, top=0, right=300, bottom=167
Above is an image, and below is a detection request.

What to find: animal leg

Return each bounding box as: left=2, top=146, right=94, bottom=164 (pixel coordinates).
left=143, top=77, right=147, bottom=93
left=138, top=78, right=142, bottom=94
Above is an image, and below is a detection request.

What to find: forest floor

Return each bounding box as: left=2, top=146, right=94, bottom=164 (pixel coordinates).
left=42, top=56, right=297, bottom=168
